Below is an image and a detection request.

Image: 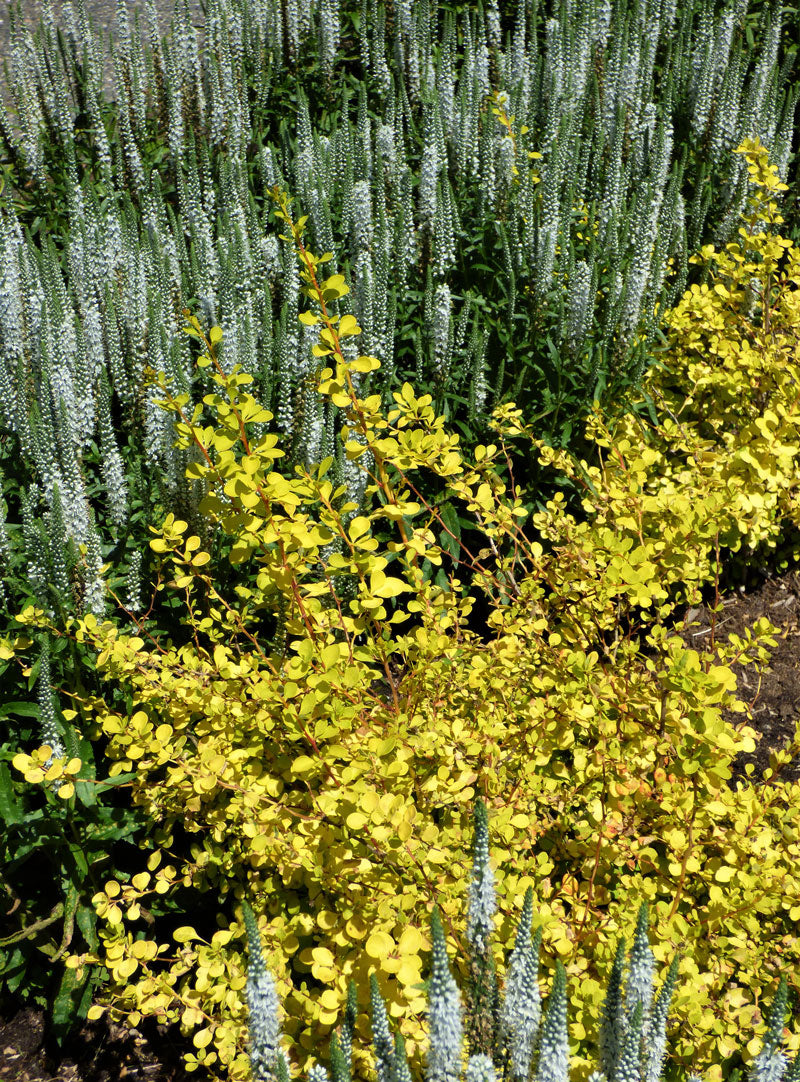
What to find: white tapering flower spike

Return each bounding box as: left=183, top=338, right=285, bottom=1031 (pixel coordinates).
left=370, top=973, right=396, bottom=1082
left=599, top=938, right=627, bottom=1082
left=432, top=283, right=453, bottom=380
left=614, top=1001, right=645, bottom=1082
left=37, top=644, right=65, bottom=765
left=466, top=1054, right=497, bottom=1082
left=466, top=800, right=496, bottom=954
left=535, top=963, right=569, bottom=1082
left=748, top=978, right=790, bottom=1082
left=625, top=903, right=655, bottom=1027
left=242, top=899, right=284, bottom=1082
left=643, top=955, right=680, bottom=1082
left=426, top=908, right=464, bottom=1082
left=82, top=516, right=106, bottom=619
left=393, top=1033, right=413, bottom=1082
left=500, top=887, right=541, bottom=1082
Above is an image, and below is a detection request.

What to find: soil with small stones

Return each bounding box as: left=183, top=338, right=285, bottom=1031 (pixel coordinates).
left=2, top=569, right=799, bottom=1081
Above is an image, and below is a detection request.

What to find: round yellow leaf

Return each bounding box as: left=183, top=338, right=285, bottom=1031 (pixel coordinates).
left=311, top=947, right=336, bottom=966
left=397, top=926, right=424, bottom=954
left=116, top=957, right=138, bottom=980
left=365, top=931, right=395, bottom=959
left=173, top=926, right=201, bottom=943
left=319, top=989, right=340, bottom=1010
left=396, top=958, right=422, bottom=986
left=360, top=790, right=380, bottom=814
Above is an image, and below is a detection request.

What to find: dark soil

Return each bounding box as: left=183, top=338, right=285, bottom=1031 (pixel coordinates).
left=2, top=568, right=798, bottom=1081
left=0, top=1010, right=201, bottom=1081
left=673, top=565, right=800, bottom=786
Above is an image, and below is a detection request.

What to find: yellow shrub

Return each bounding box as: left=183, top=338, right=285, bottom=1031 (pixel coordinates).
left=17, top=148, right=800, bottom=1080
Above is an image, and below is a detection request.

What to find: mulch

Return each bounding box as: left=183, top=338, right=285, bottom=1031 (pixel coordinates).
left=1, top=566, right=798, bottom=1080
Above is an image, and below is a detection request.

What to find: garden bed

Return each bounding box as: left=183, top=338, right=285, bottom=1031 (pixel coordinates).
left=1, top=565, right=798, bottom=1082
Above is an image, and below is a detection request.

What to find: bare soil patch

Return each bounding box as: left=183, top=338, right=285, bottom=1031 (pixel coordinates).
left=674, top=566, right=800, bottom=785
left=0, top=1010, right=201, bottom=1082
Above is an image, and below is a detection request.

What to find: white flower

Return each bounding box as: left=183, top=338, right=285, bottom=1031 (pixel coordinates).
left=426, top=909, right=463, bottom=1082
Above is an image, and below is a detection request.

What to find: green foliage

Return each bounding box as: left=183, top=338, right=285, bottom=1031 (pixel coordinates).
left=0, top=631, right=143, bottom=1037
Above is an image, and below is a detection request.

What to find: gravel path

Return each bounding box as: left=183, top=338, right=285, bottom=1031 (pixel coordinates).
left=0, top=0, right=206, bottom=107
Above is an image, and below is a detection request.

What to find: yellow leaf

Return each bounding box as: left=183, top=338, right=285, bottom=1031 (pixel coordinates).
left=371, top=575, right=411, bottom=599
left=365, top=931, right=395, bottom=959
left=311, top=947, right=336, bottom=966
left=396, top=958, right=422, bottom=986
left=321, top=274, right=349, bottom=299
left=116, top=957, right=138, bottom=979
left=291, top=756, right=317, bottom=775
left=173, top=926, right=201, bottom=943
left=397, top=926, right=424, bottom=954
left=338, top=314, right=361, bottom=337
left=319, top=989, right=340, bottom=1010
left=348, top=516, right=371, bottom=540
left=348, top=355, right=380, bottom=373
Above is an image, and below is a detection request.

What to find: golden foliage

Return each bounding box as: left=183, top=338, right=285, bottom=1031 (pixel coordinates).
left=11, top=141, right=800, bottom=1080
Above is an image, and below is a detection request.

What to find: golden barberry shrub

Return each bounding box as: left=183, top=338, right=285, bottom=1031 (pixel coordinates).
left=11, top=146, right=800, bottom=1081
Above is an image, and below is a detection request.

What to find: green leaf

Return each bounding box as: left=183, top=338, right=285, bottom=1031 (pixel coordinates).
left=0, top=701, right=40, bottom=719
left=93, top=772, right=138, bottom=793
left=0, top=762, right=23, bottom=825
left=438, top=503, right=463, bottom=568
left=1, top=947, right=27, bottom=994
left=51, top=962, right=85, bottom=1043
left=75, top=903, right=99, bottom=952
left=67, top=841, right=89, bottom=878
